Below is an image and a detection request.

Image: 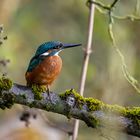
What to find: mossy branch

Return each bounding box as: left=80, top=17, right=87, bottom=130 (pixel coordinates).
left=0, top=77, right=139, bottom=138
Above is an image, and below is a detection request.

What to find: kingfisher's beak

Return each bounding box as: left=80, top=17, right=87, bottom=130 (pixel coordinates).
left=62, top=43, right=82, bottom=49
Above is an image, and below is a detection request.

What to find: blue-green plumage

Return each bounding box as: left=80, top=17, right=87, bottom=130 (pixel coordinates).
left=26, top=41, right=81, bottom=72
left=27, top=56, right=43, bottom=72
left=25, top=41, right=81, bottom=121
left=27, top=41, right=62, bottom=72
left=35, top=41, right=62, bottom=57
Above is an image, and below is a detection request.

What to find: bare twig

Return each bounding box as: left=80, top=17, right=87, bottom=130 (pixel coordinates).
left=86, top=0, right=110, bottom=10
left=110, top=0, right=119, bottom=9
left=88, top=0, right=140, bottom=95
left=72, top=2, right=95, bottom=140
left=107, top=1, right=140, bottom=95
left=90, top=0, right=140, bottom=20
left=134, top=0, right=140, bottom=15
left=112, top=14, right=140, bottom=21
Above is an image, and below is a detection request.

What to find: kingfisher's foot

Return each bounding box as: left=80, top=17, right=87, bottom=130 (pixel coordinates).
left=46, top=87, right=49, bottom=92
left=46, top=87, right=52, bottom=102
left=46, top=87, right=50, bottom=95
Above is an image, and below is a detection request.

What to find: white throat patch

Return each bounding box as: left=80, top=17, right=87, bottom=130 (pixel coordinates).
left=41, top=50, right=62, bottom=57
left=41, top=52, right=49, bottom=56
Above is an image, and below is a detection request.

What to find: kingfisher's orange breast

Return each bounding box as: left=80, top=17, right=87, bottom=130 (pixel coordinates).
left=25, top=55, right=62, bottom=86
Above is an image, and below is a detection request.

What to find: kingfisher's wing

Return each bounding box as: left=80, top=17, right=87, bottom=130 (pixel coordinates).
left=26, top=56, right=44, bottom=72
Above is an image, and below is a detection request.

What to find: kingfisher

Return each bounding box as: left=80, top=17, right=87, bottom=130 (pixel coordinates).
left=25, top=41, right=81, bottom=93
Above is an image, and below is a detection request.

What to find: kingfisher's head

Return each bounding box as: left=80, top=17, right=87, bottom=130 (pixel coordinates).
left=35, top=41, right=81, bottom=57
left=27, top=41, right=81, bottom=72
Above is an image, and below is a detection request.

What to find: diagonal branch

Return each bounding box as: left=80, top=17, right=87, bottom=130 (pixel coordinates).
left=110, top=0, right=119, bottom=9
left=0, top=78, right=139, bottom=138
left=88, top=0, right=140, bottom=95
left=89, top=0, right=140, bottom=20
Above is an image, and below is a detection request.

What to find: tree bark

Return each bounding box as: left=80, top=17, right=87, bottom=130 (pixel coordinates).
left=0, top=81, right=139, bottom=138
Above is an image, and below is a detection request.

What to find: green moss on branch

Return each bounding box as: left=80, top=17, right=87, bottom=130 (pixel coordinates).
left=0, top=77, right=13, bottom=91
left=59, top=89, right=140, bottom=127
left=31, top=84, right=46, bottom=100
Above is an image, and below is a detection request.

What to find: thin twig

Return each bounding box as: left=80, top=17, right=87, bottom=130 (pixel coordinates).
left=107, top=0, right=140, bottom=95
left=112, top=14, right=140, bottom=20
left=110, top=0, right=119, bottom=9
left=87, top=0, right=110, bottom=10
left=72, top=2, right=95, bottom=140
left=89, top=0, right=140, bottom=94
left=90, top=0, right=140, bottom=21
left=134, top=0, right=140, bottom=15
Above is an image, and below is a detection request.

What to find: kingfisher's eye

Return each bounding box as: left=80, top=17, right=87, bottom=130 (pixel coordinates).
left=59, top=43, right=63, bottom=47
left=54, top=43, right=63, bottom=49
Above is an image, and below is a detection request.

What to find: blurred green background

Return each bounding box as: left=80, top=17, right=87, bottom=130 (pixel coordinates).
left=0, top=0, right=140, bottom=140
